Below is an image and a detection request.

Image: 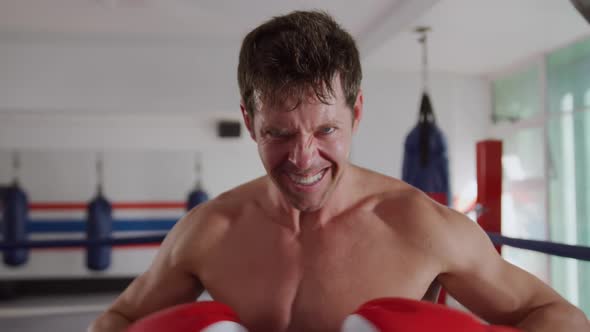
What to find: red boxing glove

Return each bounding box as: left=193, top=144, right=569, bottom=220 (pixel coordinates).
left=126, top=301, right=249, bottom=332
left=341, top=297, right=521, bottom=332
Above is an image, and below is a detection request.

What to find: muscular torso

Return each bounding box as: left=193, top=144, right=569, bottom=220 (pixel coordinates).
left=192, top=185, right=443, bottom=332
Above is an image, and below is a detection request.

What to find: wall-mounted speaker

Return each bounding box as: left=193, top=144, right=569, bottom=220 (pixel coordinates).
left=217, top=120, right=241, bottom=138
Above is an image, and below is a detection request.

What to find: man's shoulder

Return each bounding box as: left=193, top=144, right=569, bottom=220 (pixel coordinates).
left=373, top=185, right=444, bottom=221
left=354, top=168, right=450, bottom=229
left=362, top=178, right=456, bottom=260
left=182, top=176, right=268, bottom=231
left=210, top=175, right=269, bottom=211
left=352, top=166, right=430, bottom=208
left=171, top=177, right=268, bottom=266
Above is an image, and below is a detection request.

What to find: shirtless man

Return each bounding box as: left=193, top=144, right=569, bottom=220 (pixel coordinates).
left=89, top=11, right=589, bottom=332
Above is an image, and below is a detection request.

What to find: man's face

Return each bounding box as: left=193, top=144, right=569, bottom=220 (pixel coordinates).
left=242, top=81, right=362, bottom=212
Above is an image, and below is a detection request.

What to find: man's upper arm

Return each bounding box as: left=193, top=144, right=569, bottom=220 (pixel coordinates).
left=435, top=208, right=565, bottom=325
left=106, top=209, right=205, bottom=322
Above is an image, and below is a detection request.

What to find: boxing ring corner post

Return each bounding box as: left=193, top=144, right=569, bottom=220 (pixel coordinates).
left=476, top=139, right=503, bottom=254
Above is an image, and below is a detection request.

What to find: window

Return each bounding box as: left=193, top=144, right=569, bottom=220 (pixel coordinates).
left=492, top=36, right=590, bottom=315
left=502, top=129, right=548, bottom=282
left=547, top=37, right=590, bottom=312
left=492, top=65, right=541, bottom=123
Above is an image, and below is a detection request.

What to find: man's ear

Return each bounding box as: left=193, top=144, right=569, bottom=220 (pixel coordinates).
left=352, top=89, right=363, bottom=134
left=240, top=102, right=256, bottom=140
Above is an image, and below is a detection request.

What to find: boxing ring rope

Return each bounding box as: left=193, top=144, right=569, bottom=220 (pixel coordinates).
left=487, top=233, right=590, bottom=262
left=0, top=232, right=587, bottom=261
left=0, top=235, right=166, bottom=250
left=1, top=232, right=588, bottom=262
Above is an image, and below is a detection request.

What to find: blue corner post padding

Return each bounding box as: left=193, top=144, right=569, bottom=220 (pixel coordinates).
left=1, top=184, right=30, bottom=266
left=186, top=189, right=209, bottom=211
left=86, top=195, right=113, bottom=271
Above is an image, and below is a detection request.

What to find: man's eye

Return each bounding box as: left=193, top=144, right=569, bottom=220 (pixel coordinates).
left=268, top=130, right=290, bottom=138
left=319, top=127, right=336, bottom=135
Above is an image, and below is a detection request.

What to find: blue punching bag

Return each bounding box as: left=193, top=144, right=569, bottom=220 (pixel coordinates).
left=186, top=188, right=209, bottom=211
left=187, top=153, right=209, bottom=211
left=402, top=92, right=451, bottom=205
left=1, top=184, right=29, bottom=266
left=86, top=194, right=112, bottom=271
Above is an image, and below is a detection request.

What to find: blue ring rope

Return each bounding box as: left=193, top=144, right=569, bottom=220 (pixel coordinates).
left=1, top=232, right=589, bottom=262
left=0, top=235, right=166, bottom=249
left=487, top=232, right=590, bottom=262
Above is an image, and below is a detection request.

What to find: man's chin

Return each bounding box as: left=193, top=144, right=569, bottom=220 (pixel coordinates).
left=271, top=176, right=332, bottom=211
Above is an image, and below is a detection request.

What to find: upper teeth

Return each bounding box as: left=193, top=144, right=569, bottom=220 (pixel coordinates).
left=288, top=170, right=325, bottom=185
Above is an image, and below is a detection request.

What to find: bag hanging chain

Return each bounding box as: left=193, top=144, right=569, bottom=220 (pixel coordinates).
left=12, top=150, right=20, bottom=187
left=96, top=152, right=104, bottom=196
left=415, top=26, right=431, bottom=92
left=195, top=151, right=203, bottom=189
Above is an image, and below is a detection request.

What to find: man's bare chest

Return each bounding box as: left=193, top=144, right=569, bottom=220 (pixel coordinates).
left=197, top=218, right=439, bottom=332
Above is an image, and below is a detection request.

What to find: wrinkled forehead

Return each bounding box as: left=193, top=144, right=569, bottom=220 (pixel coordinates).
left=255, top=94, right=350, bottom=130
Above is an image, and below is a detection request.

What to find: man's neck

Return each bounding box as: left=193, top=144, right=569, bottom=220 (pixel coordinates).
left=265, top=164, right=359, bottom=234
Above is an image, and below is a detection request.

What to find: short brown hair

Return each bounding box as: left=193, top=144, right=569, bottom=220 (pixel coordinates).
left=238, top=10, right=362, bottom=117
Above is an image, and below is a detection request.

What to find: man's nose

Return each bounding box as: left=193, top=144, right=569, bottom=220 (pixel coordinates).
left=288, top=135, right=316, bottom=171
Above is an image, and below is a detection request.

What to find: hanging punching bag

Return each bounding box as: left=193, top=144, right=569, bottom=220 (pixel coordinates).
left=186, top=189, right=209, bottom=211
left=86, top=194, right=112, bottom=271
left=402, top=92, right=451, bottom=206
left=186, top=152, right=209, bottom=211
left=1, top=184, right=29, bottom=266
left=402, top=27, right=451, bottom=207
